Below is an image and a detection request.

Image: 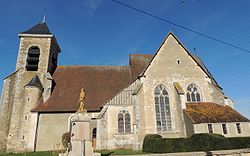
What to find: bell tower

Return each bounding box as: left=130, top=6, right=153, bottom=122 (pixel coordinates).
left=16, top=22, right=61, bottom=74
left=0, top=21, right=61, bottom=152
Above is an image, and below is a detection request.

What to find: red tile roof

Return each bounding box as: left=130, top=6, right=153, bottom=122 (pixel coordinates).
left=32, top=54, right=152, bottom=112
left=185, top=102, right=250, bottom=124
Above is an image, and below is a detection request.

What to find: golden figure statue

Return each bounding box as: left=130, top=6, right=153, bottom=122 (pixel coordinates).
left=77, top=88, right=86, bottom=113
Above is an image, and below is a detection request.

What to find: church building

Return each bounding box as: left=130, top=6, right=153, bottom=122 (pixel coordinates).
left=0, top=21, right=249, bottom=152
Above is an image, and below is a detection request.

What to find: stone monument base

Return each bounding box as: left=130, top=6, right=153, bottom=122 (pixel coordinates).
left=69, top=140, right=93, bottom=156
left=65, top=111, right=100, bottom=156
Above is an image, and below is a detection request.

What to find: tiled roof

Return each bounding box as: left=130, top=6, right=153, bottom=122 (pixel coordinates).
left=20, top=22, right=51, bottom=35
left=185, top=102, right=250, bottom=124
left=32, top=66, right=134, bottom=112
left=129, top=54, right=153, bottom=80
left=32, top=53, right=152, bottom=112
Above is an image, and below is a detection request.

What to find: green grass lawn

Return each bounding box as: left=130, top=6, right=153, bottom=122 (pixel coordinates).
left=0, top=151, right=58, bottom=156
left=96, top=149, right=146, bottom=155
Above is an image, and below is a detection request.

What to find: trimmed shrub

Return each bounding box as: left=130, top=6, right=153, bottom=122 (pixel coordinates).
left=151, top=138, right=165, bottom=153
left=190, top=133, right=229, bottom=151
left=228, top=137, right=250, bottom=149
left=142, top=133, right=250, bottom=153
left=142, top=134, right=162, bottom=152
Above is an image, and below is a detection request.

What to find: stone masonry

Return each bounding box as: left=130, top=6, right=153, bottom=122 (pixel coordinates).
left=0, top=24, right=60, bottom=152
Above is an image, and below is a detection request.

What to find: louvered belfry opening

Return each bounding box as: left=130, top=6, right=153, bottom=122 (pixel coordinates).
left=26, top=46, right=40, bottom=71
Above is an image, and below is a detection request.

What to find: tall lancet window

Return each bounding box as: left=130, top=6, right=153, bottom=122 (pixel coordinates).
left=186, top=84, right=201, bottom=102
left=118, top=110, right=131, bottom=133
left=26, top=46, right=40, bottom=71
left=154, top=84, right=172, bottom=131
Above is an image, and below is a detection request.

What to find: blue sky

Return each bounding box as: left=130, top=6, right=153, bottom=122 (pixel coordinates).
left=0, top=0, right=249, bottom=118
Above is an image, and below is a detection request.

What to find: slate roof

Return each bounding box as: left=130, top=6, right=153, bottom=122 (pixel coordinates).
left=25, top=75, right=43, bottom=90
left=20, top=22, right=51, bottom=35
left=185, top=102, right=250, bottom=124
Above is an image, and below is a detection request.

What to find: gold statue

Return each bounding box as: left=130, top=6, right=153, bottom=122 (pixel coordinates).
left=77, top=88, right=86, bottom=113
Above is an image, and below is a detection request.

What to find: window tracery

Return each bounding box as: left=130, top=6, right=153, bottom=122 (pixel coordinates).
left=154, top=84, right=172, bottom=131
left=186, top=84, right=201, bottom=102
left=118, top=110, right=131, bottom=133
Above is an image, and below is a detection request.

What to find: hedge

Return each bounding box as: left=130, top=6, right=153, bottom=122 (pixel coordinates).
left=142, top=133, right=250, bottom=153
left=142, top=134, right=162, bottom=153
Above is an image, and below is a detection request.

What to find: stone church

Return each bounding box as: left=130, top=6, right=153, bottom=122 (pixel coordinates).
left=0, top=21, right=249, bottom=152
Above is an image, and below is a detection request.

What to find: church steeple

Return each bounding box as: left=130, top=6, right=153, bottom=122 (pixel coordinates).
left=16, top=21, right=61, bottom=74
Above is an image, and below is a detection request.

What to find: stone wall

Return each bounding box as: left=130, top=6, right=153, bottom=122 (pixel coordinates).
left=194, top=122, right=250, bottom=137
left=183, top=112, right=195, bottom=137
left=36, top=112, right=98, bottom=151
left=16, top=36, right=52, bottom=74
left=2, top=34, right=60, bottom=152
left=96, top=108, right=108, bottom=149
left=6, top=72, right=42, bottom=151
left=134, top=34, right=228, bottom=148
left=36, top=113, right=72, bottom=151
left=0, top=73, right=18, bottom=151
left=96, top=105, right=135, bottom=150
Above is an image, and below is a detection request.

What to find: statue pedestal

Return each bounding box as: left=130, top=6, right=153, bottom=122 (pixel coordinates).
left=68, top=112, right=94, bottom=156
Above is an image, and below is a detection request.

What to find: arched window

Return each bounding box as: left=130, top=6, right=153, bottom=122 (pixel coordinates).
left=154, top=85, right=172, bottom=131
left=118, top=110, right=131, bottom=133
left=26, top=46, right=40, bottom=71
left=186, top=84, right=201, bottom=102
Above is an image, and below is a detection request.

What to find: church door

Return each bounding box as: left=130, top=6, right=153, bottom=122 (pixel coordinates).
left=92, top=128, right=97, bottom=149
